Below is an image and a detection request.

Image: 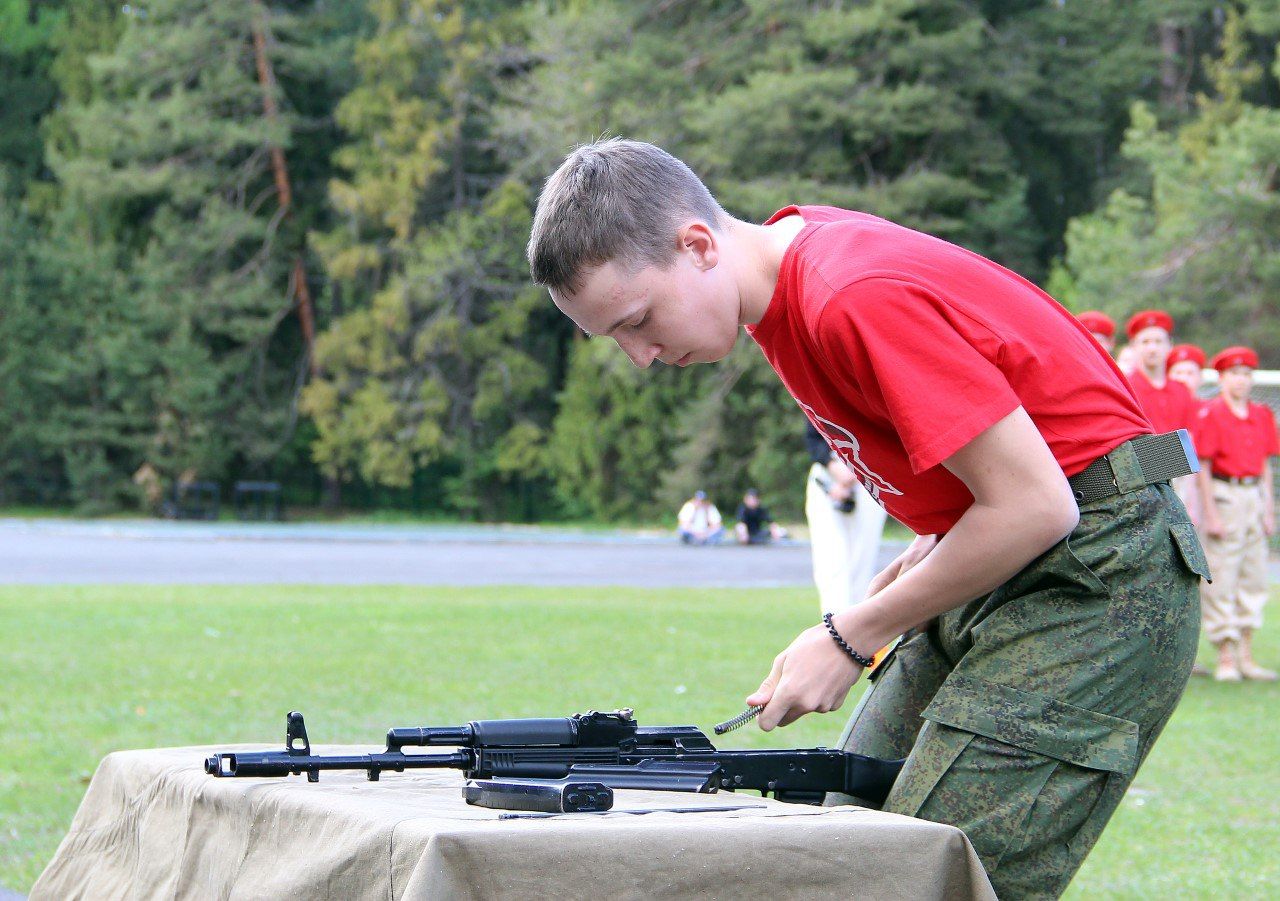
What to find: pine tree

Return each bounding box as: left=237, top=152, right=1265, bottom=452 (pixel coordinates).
left=0, top=175, right=64, bottom=501
left=45, top=0, right=344, bottom=507
left=303, top=0, right=560, bottom=519
left=0, top=0, right=64, bottom=191
left=1054, top=8, right=1280, bottom=360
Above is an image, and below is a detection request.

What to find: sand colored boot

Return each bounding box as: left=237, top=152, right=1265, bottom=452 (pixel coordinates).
left=1214, top=640, right=1242, bottom=682
left=1237, top=630, right=1277, bottom=682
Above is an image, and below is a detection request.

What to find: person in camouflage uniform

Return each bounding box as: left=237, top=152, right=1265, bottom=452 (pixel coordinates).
left=826, top=468, right=1205, bottom=897
left=527, top=139, right=1206, bottom=899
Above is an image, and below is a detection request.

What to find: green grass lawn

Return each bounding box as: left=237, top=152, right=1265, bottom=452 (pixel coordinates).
left=1, top=585, right=1276, bottom=896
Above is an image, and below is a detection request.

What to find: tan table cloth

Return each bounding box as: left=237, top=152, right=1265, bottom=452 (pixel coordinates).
left=33, top=745, right=995, bottom=900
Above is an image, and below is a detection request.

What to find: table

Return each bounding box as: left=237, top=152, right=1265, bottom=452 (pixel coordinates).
left=32, top=745, right=995, bottom=900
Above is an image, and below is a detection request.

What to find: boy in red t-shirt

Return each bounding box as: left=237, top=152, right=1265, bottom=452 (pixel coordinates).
left=1124, top=310, right=1200, bottom=434
left=1167, top=343, right=1207, bottom=398
left=1193, top=347, right=1278, bottom=681
left=527, top=139, right=1205, bottom=897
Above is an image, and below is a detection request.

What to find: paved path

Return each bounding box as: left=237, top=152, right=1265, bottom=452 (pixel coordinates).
left=0, top=518, right=904, bottom=588
left=6, top=518, right=1275, bottom=588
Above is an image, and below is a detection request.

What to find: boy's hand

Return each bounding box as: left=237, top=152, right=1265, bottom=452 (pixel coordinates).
left=746, top=625, right=864, bottom=730
left=864, top=533, right=938, bottom=599
left=1204, top=514, right=1225, bottom=539
left=745, top=533, right=938, bottom=731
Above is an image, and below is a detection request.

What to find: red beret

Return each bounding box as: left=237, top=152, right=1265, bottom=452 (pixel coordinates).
left=1210, top=346, right=1259, bottom=372
left=1166, top=344, right=1206, bottom=371
left=1077, top=311, right=1115, bottom=338
left=1125, top=309, right=1174, bottom=338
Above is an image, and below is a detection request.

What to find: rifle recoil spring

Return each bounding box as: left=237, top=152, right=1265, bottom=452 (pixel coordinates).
left=713, top=705, right=763, bottom=735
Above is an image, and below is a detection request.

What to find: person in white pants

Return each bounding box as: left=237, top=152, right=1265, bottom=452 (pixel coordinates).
left=805, top=422, right=887, bottom=615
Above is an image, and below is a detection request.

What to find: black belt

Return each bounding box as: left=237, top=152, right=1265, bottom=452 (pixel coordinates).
left=1212, top=473, right=1260, bottom=486
left=1067, top=430, right=1197, bottom=505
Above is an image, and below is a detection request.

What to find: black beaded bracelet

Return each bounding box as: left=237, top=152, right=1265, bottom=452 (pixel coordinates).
left=822, top=613, right=876, bottom=668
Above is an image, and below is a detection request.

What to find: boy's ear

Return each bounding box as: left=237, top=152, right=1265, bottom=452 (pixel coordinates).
left=676, top=221, right=719, bottom=270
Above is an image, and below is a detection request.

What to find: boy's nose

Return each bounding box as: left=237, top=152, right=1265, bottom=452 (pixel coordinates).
left=618, top=336, right=661, bottom=369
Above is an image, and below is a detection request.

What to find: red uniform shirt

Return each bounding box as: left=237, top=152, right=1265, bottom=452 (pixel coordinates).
left=1125, top=371, right=1198, bottom=433
left=747, top=206, right=1151, bottom=535
left=1192, top=398, right=1279, bottom=478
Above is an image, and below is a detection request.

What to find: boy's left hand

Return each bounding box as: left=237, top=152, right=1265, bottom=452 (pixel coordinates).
left=747, top=624, right=864, bottom=730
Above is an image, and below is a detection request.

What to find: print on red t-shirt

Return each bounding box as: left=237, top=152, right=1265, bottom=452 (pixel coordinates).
left=1192, top=398, right=1280, bottom=479
left=747, top=206, right=1151, bottom=535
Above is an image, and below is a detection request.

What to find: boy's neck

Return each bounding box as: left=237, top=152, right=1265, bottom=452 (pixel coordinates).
left=731, top=214, right=807, bottom=326
left=1141, top=363, right=1166, bottom=386
left=1225, top=393, right=1250, bottom=415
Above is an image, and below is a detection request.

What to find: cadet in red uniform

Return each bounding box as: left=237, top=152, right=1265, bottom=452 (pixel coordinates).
left=1194, top=346, right=1278, bottom=682
left=1125, top=310, right=1199, bottom=435
left=1077, top=310, right=1116, bottom=354
left=1166, top=342, right=1210, bottom=673
left=1167, top=344, right=1207, bottom=398
left=1166, top=343, right=1207, bottom=526
left=529, top=139, right=1206, bottom=897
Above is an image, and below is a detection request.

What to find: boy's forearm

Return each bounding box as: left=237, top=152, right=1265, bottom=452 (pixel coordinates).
left=833, top=493, right=1075, bottom=653
left=831, top=407, right=1078, bottom=652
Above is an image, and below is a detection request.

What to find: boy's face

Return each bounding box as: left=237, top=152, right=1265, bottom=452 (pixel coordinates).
left=1089, top=332, right=1115, bottom=354
left=548, top=225, right=741, bottom=369
left=1132, top=326, right=1171, bottom=371
left=1220, top=365, right=1253, bottom=402
left=1167, top=360, right=1202, bottom=393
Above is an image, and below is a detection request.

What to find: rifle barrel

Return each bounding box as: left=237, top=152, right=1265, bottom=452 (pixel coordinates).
left=205, top=749, right=471, bottom=779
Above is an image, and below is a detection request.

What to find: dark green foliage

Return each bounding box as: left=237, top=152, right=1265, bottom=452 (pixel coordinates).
left=5, top=0, right=1279, bottom=519
left=22, top=0, right=359, bottom=509
left=548, top=336, right=699, bottom=521
left=1054, top=7, right=1280, bottom=361
left=0, top=176, right=62, bottom=502
left=0, top=0, right=64, bottom=191
left=303, top=1, right=560, bottom=520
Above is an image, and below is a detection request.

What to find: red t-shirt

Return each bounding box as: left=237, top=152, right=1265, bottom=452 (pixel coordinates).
left=1192, top=398, right=1279, bottom=478
left=747, top=206, right=1151, bottom=535
left=1126, top=371, right=1198, bottom=433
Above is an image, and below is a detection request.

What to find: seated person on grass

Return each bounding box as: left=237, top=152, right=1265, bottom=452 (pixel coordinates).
left=734, top=488, right=787, bottom=544
left=677, top=490, right=724, bottom=545
left=526, top=138, right=1206, bottom=899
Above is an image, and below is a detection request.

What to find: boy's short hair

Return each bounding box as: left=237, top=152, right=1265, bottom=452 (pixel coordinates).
left=527, top=138, right=726, bottom=292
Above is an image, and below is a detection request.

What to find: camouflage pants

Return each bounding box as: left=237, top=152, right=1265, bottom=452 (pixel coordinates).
left=827, top=479, right=1207, bottom=899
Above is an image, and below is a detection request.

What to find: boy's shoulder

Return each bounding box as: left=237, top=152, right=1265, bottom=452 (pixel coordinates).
left=791, top=206, right=933, bottom=291
left=763, top=204, right=1054, bottom=358
left=786, top=205, right=993, bottom=325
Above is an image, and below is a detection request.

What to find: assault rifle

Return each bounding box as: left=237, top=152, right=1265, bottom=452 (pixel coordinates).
left=205, top=709, right=904, bottom=806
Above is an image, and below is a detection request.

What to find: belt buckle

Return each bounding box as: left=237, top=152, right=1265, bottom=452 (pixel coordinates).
left=1174, top=429, right=1201, bottom=476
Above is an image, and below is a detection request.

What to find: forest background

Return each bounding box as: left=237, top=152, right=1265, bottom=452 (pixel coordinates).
left=3, top=0, right=1280, bottom=524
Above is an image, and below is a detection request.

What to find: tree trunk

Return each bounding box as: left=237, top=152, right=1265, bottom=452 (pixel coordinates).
left=252, top=3, right=339, bottom=509
left=1158, top=21, right=1187, bottom=112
